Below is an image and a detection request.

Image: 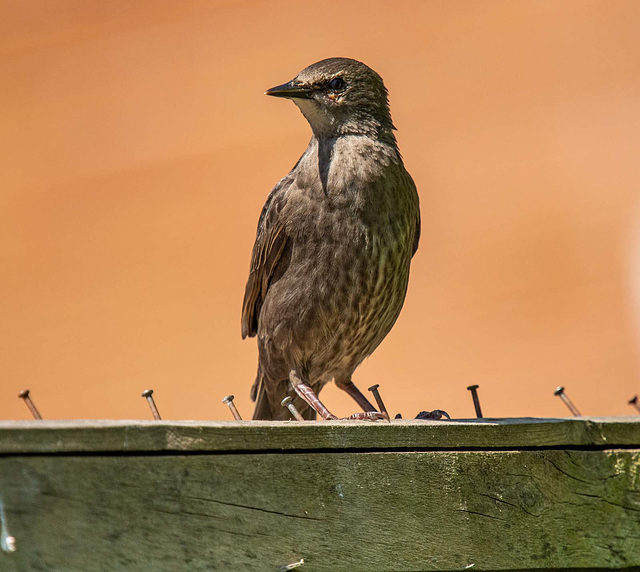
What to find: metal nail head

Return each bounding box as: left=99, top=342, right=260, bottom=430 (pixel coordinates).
left=281, top=396, right=305, bottom=421
left=18, top=389, right=42, bottom=420
left=628, top=395, right=640, bottom=414
left=367, top=384, right=389, bottom=419
left=141, top=389, right=161, bottom=420
left=466, top=384, right=483, bottom=418
left=554, top=386, right=581, bottom=416
left=222, top=395, right=242, bottom=421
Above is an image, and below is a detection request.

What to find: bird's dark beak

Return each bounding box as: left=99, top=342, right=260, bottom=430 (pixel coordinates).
left=265, top=81, right=313, bottom=99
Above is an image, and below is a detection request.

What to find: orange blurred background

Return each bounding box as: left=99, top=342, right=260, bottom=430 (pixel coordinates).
left=2, top=0, right=640, bottom=421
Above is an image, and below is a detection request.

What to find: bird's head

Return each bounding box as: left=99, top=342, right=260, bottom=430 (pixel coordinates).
left=265, top=57, right=395, bottom=142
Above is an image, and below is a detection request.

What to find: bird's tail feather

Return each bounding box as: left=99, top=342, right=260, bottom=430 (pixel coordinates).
left=251, top=368, right=279, bottom=420
left=251, top=366, right=317, bottom=420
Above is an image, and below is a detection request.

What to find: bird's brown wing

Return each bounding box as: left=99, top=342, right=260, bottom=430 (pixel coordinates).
left=407, top=173, right=420, bottom=257
left=412, top=207, right=421, bottom=257
left=241, top=177, right=293, bottom=339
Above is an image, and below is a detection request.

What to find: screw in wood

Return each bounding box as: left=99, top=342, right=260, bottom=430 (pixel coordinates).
left=554, top=386, right=581, bottom=416
left=141, top=389, right=161, bottom=420
left=466, top=384, right=483, bottom=418
left=367, top=384, right=389, bottom=419
left=628, top=395, right=640, bottom=414
left=222, top=395, right=242, bottom=421
left=17, top=389, right=42, bottom=420
left=281, top=396, right=305, bottom=421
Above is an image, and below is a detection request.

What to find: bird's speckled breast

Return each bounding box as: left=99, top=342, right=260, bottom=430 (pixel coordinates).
left=258, top=136, right=419, bottom=384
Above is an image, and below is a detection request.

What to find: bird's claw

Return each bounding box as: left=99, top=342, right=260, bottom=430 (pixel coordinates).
left=415, top=409, right=451, bottom=420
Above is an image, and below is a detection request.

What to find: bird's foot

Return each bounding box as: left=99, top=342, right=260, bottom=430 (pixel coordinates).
left=341, top=411, right=389, bottom=421
left=415, top=410, right=451, bottom=420
left=290, top=375, right=389, bottom=421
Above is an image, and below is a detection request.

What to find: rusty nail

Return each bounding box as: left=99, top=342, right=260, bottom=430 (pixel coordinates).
left=628, top=395, right=640, bottom=414
left=18, top=389, right=42, bottom=420
left=367, top=384, right=389, bottom=419
left=554, top=386, right=581, bottom=416
left=141, top=389, right=161, bottom=420
left=466, top=384, right=483, bottom=418
left=281, top=396, right=305, bottom=421
left=222, top=395, right=242, bottom=420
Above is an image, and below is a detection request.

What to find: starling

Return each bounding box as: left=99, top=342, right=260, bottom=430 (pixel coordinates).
left=241, top=58, right=420, bottom=420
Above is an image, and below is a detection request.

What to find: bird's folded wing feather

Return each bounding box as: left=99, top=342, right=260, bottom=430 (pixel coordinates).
left=406, top=173, right=420, bottom=257
left=241, top=177, right=293, bottom=339
left=413, top=207, right=421, bottom=256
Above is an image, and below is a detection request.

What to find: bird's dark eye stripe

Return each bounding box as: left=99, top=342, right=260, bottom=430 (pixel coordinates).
left=328, top=77, right=345, bottom=90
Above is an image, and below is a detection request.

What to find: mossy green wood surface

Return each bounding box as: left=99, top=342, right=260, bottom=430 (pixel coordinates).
left=0, top=417, right=639, bottom=453
left=0, top=419, right=638, bottom=571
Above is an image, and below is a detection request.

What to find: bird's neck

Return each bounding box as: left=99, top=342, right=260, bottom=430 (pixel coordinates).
left=297, top=133, right=403, bottom=200
left=337, top=113, right=397, bottom=146
left=308, top=132, right=401, bottom=167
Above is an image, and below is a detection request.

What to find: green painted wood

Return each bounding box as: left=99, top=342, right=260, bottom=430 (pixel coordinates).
left=0, top=419, right=638, bottom=570
left=0, top=449, right=638, bottom=571
left=0, top=417, right=638, bottom=454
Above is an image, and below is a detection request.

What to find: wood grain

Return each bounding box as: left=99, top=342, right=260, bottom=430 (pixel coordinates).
left=0, top=419, right=638, bottom=571
left=0, top=449, right=639, bottom=571
left=0, top=417, right=638, bottom=454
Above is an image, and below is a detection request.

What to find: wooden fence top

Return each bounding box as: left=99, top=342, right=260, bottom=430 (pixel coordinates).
left=2, top=417, right=639, bottom=570
left=1, top=416, right=638, bottom=454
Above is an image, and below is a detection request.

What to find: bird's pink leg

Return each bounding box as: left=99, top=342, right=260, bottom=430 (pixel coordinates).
left=335, top=377, right=377, bottom=412
left=290, top=371, right=387, bottom=421
left=290, top=372, right=337, bottom=420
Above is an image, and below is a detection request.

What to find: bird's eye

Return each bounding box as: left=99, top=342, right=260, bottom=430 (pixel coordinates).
left=328, top=77, right=345, bottom=91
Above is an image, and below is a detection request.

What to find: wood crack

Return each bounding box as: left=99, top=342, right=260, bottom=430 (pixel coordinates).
left=476, top=493, right=541, bottom=517
left=542, top=455, right=595, bottom=484
left=182, top=495, right=324, bottom=521
left=455, top=508, right=506, bottom=521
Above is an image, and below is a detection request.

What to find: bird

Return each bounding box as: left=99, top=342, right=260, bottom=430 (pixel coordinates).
left=241, top=57, right=420, bottom=420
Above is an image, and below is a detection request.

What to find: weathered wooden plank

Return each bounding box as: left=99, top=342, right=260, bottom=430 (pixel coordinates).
left=0, top=417, right=639, bottom=454
left=0, top=448, right=638, bottom=571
